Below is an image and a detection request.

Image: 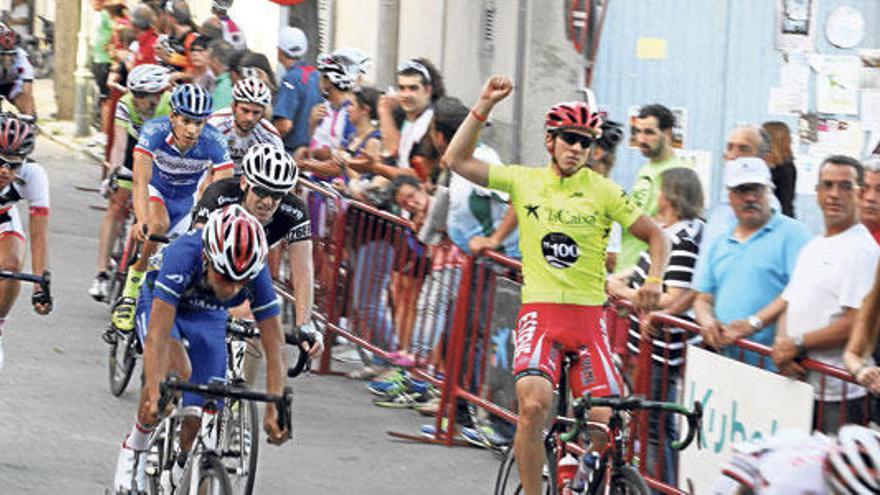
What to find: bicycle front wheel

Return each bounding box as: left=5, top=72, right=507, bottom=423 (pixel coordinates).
left=223, top=397, right=260, bottom=494
left=109, top=330, right=138, bottom=396
left=180, top=454, right=232, bottom=495
left=609, top=465, right=650, bottom=495
left=494, top=447, right=552, bottom=495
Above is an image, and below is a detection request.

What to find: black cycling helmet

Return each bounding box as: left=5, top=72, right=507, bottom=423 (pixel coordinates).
left=596, top=119, right=624, bottom=152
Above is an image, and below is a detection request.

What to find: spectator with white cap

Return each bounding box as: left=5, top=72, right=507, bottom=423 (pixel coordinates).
left=693, top=156, right=810, bottom=370
left=272, top=26, right=321, bottom=154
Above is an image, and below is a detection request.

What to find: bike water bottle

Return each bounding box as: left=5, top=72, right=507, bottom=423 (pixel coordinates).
left=557, top=453, right=579, bottom=493
left=570, top=452, right=598, bottom=493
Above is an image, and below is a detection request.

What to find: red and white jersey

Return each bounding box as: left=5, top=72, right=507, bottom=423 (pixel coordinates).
left=0, top=160, right=50, bottom=217
left=207, top=108, right=284, bottom=176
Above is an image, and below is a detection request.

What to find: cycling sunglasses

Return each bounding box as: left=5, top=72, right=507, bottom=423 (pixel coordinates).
left=556, top=130, right=594, bottom=149
left=0, top=156, right=23, bottom=170
left=249, top=185, right=285, bottom=201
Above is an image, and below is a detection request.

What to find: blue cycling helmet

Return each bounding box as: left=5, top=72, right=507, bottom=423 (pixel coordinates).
left=170, top=83, right=213, bottom=119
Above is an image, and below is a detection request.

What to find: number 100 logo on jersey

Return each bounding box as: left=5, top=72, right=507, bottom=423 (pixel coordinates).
left=541, top=232, right=580, bottom=268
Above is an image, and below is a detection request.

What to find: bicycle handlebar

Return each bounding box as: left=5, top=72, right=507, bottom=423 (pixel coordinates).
left=0, top=269, right=51, bottom=297
left=225, top=318, right=311, bottom=379
left=159, top=376, right=293, bottom=439
left=567, top=395, right=703, bottom=451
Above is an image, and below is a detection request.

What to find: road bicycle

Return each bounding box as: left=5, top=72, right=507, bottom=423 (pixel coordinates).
left=138, top=376, right=293, bottom=495
left=106, top=232, right=170, bottom=397
left=494, top=354, right=702, bottom=495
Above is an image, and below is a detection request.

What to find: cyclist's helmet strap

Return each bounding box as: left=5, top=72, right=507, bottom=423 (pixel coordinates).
left=545, top=101, right=603, bottom=135
left=202, top=204, right=269, bottom=282
left=0, top=116, right=35, bottom=157
left=241, top=143, right=298, bottom=193
left=171, top=83, right=213, bottom=119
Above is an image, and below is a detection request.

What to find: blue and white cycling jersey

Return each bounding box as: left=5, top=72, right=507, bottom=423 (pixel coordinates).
left=134, top=116, right=233, bottom=201
left=135, top=230, right=280, bottom=407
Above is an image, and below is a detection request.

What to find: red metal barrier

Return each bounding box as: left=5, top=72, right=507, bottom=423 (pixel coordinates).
left=623, top=307, right=870, bottom=494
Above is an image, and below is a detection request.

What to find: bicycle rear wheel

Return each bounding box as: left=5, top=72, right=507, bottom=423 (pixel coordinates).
left=109, top=329, right=138, bottom=396
left=494, top=447, right=552, bottom=495
left=609, top=465, right=650, bottom=495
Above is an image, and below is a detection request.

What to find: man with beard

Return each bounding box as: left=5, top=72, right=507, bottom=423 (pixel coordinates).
left=694, top=157, right=810, bottom=370
left=208, top=77, right=283, bottom=176
left=618, top=104, right=688, bottom=270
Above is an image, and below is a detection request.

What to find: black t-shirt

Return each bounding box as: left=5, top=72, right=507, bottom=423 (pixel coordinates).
left=771, top=160, right=797, bottom=218
left=192, top=177, right=311, bottom=246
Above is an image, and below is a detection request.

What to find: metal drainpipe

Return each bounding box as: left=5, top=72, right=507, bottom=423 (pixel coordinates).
left=376, top=0, right=400, bottom=90
left=511, top=0, right=527, bottom=163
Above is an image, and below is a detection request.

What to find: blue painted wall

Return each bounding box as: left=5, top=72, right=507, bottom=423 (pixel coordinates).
left=592, top=0, right=880, bottom=233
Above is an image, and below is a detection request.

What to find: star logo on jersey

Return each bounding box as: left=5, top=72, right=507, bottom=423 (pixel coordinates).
left=167, top=274, right=185, bottom=285
left=525, top=204, right=539, bottom=219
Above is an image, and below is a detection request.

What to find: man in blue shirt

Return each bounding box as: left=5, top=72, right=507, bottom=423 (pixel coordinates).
left=112, top=205, right=323, bottom=492
left=694, top=157, right=810, bottom=370
left=272, top=26, right=321, bottom=154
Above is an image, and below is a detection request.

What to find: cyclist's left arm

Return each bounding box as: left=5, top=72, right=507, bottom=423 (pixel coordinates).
left=287, top=239, right=313, bottom=326
left=252, top=267, right=290, bottom=444
left=26, top=166, right=50, bottom=312
left=627, top=214, right=670, bottom=310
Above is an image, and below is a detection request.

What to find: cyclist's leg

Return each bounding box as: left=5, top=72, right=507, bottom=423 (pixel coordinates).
left=96, top=180, right=131, bottom=274
left=568, top=306, right=624, bottom=451
left=512, top=305, right=563, bottom=495
left=0, top=207, right=27, bottom=313
left=177, top=313, right=228, bottom=453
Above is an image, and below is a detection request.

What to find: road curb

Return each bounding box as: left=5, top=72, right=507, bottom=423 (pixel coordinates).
left=39, top=121, right=104, bottom=165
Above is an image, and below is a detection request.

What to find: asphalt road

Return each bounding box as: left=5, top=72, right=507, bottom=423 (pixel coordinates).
left=0, top=137, right=501, bottom=494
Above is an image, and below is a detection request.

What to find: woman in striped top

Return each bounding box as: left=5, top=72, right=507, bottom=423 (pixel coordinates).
left=605, top=166, right=705, bottom=486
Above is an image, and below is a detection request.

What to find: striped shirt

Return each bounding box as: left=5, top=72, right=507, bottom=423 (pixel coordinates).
left=627, top=218, right=704, bottom=367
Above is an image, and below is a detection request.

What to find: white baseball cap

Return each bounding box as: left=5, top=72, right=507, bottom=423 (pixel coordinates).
left=278, top=27, right=307, bottom=58
left=725, top=157, right=774, bottom=189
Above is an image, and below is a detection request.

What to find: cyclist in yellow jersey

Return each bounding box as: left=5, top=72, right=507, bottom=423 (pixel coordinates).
left=444, top=76, right=669, bottom=495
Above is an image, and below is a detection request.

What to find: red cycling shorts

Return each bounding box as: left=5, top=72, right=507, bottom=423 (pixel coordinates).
left=513, top=303, right=623, bottom=398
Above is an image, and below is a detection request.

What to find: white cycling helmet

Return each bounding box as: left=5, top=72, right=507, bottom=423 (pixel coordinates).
left=202, top=204, right=268, bottom=282
left=128, top=64, right=170, bottom=94
left=241, top=144, right=298, bottom=193
left=232, top=77, right=272, bottom=107
left=212, top=0, right=233, bottom=12
left=316, top=52, right=361, bottom=91
left=825, top=425, right=880, bottom=494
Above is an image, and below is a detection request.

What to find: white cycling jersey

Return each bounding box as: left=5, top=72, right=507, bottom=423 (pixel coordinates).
left=712, top=429, right=833, bottom=495
left=207, top=108, right=284, bottom=175
left=0, top=160, right=50, bottom=240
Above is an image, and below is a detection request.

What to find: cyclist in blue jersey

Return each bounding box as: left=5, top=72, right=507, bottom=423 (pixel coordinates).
left=112, top=83, right=234, bottom=333
left=112, top=205, right=323, bottom=492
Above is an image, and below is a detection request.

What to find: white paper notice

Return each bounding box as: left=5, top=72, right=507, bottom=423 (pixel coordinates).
left=768, top=86, right=804, bottom=115
left=816, top=55, right=861, bottom=115
left=675, top=149, right=713, bottom=208
left=862, top=90, right=880, bottom=131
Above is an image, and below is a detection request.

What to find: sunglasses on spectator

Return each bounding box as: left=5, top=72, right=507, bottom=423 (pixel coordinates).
left=0, top=156, right=23, bottom=170
left=396, top=60, right=432, bottom=83
left=556, top=131, right=594, bottom=149
left=249, top=185, right=285, bottom=201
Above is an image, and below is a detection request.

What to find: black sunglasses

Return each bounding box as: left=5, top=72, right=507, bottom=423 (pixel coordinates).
left=249, top=185, right=285, bottom=201
left=556, top=131, right=594, bottom=149
left=0, top=156, right=23, bottom=170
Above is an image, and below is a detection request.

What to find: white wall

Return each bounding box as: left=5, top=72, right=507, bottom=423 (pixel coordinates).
left=397, top=0, right=443, bottom=64
left=333, top=0, right=379, bottom=84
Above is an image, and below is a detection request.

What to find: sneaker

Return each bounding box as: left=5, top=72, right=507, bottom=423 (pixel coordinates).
left=113, top=438, right=145, bottom=493
left=89, top=273, right=109, bottom=302
left=112, top=296, right=137, bottom=333
left=346, top=366, right=382, bottom=380
left=420, top=418, right=462, bottom=440
left=366, top=368, right=408, bottom=397
left=478, top=424, right=512, bottom=448
left=372, top=380, right=434, bottom=409
left=415, top=396, right=441, bottom=417
left=461, top=425, right=491, bottom=449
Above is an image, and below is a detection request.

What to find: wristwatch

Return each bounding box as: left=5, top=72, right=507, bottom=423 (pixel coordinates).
left=793, top=333, right=806, bottom=357
left=747, top=315, right=764, bottom=331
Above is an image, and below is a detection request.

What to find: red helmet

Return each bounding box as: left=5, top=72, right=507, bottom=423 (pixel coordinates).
left=545, top=101, right=603, bottom=135
left=0, top=116, right=35, bottom=157
left=202, top=204, right=268, bottom=282
left=0, top=24, right=18, bottom=53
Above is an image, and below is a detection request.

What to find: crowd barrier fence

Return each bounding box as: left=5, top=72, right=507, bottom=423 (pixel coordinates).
left=275, top=180, right=869, bottom=492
